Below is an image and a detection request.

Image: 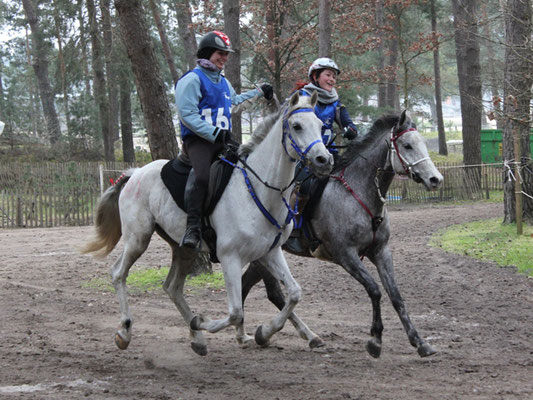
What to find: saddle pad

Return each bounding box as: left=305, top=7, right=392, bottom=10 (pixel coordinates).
left=160, top=159, right=190, bottom=211
left=160, top=151, right=238, bottom=215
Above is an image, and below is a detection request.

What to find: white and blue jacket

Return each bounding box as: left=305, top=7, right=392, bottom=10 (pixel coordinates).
left=175, top=66, right=260, bottom=143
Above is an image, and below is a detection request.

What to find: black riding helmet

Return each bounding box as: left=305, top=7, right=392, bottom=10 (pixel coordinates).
left=197, top=31, right=235, bottom=60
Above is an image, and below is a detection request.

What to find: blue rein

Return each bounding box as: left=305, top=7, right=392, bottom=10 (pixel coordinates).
left=221, top=106, right=320, bottom=249
left=220, top=157, right=294, bottom=250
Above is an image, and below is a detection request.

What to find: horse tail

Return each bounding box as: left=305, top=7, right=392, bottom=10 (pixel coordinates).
left=83, top=169, right=134, bottom=258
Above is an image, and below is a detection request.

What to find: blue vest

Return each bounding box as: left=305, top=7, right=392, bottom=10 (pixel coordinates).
left=180, top=69, right=232, bottom=139
left=298, top=89, right=340, bottom=150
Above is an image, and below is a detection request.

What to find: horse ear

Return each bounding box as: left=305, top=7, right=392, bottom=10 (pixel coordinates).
left=310, top=91, right=318, bottom=107
left=289, top=91, right=300, bottom=107
left=399, top=110, right=408, bottom=126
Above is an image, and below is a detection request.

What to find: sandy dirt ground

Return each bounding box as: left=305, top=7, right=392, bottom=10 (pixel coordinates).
left=0, top=202, right=532, bottom=400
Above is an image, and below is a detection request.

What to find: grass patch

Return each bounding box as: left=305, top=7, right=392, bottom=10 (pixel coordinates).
left=422, top=130, right=463, bottom=141
left=84, top=267, right=225, bottom=293
left=430, top=218, right=533, bottom=276
left=429, top=151, right=463, bottom=164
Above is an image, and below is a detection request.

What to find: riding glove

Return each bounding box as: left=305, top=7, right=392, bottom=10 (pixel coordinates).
left=260, top=83, right=274, bottom=101
left=343, top=126, right=358, bottom=140
left=215, top=129, right=239, bottom=148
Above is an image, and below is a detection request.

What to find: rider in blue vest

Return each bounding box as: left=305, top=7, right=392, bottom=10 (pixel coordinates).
left=175, top=31, right=273, bottom=249
left=296, top=57, right=358, bottom=156
left=286, top=57, right=358, bottom=253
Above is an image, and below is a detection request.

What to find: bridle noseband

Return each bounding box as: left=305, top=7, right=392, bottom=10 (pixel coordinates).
left=282, top=107, right=323, bottom=165
left=389, top=126, right=430, bottom=181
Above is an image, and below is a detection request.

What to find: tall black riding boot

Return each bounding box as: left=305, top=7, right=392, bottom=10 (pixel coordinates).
left=181, top=180, right=207, bottom=249
left=285, top=186, right=310, bottom=254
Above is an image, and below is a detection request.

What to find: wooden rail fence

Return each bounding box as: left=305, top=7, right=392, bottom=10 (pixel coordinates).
left=0, top=161, right=504, bottom=228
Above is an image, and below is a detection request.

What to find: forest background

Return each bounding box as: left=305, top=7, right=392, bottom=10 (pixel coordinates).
left=0, top=0, right=532, bottom=222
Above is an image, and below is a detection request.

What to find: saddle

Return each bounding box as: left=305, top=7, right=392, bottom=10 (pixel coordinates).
left=160, top=149, right=238, bottom=262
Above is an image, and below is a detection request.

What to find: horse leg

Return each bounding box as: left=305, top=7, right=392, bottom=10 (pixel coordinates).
left=234, top=261, right=263, bottom=345
left=337, top=251, right=384, bottom=358
left=240, top=260, right=324, bottom=348
left=253, top=249, right=302, bottom=346
left=190, top=253, right=245, bottom=334
left=110, top=231, right=152, bottom=350
left=370, top=247, right=437, bottom=357
left=163, top=246, right=208, bottom=356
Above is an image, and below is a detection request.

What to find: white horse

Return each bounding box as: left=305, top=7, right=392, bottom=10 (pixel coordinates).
left=84, top=91, right=333, bottom=355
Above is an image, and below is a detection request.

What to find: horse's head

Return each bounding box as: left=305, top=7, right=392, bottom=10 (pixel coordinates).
left=282, top=91, right=333, bottom=177
left=390, top=110, right=443, bottom=191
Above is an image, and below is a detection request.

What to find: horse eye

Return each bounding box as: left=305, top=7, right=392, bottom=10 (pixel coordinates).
left=293, top=123, right=302, bottom=131
left=403, top=144, right=413, bottom=150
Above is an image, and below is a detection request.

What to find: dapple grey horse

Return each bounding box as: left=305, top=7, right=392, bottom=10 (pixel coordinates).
left=238, top=110, right=444, bottom=358
left=84, top=91, right=333, bottom=355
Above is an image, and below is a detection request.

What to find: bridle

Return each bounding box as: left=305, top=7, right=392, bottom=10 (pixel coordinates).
left=328, top=123, right=431, bottom=260
left=281, top=107, right=323, bottom=165
left=389, top=126, right=430, bottom=181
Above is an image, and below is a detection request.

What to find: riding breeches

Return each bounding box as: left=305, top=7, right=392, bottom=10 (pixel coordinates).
left=183, top=135, right=225, bottom=190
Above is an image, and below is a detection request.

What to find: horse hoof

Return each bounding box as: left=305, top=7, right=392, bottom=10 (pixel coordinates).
left=190, top=315, right=204, bottom=331
left=191, top=342, right=208, bottom=356
left=417, top=342, right=437, bottom=357
left=309, top=336, right=326, bottom=349
left=236, top=333, right=254, bottom=346
left=254, top=325, right=270, bottom=347
left=365, top=338, right=382, bottom=358
left=114, top=332, right=130, bottom=350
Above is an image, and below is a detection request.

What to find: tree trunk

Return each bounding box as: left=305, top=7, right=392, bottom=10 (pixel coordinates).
left=266, top=0, right=282, bottom=99
left=101, top=0, right=120, bottom=143
left=431, top=0, right=447, bottom=156
left=375, top=0, right=387, bottom=109
left=24, top=28, right=39, bottom=138
left=481, top=2, right=503, bottom=130
left=224, top=0, right=243, bottom=143
left=22, top=0, right=61, bottom=145
left=386, top=35, right=399, bottom=111
left=174, top=0, right=197, bottom=72
left=0, top=60, right=4, bottom=121
left=52, top=2, right=71, bottom=137
left=119, top=64, right=135, bottom=163
left=318, top=0, right=332, bottom=58
left=115, top=0, right=179, bottom=160
left=87, top=0, right=114, bottom=161
left=502, top=0, right=532, bottom=223
left=149, top=0, right=180, bottom=86
left=77, top=0, right=92, bottom=94
left=452, top=0, right=482, bottom=188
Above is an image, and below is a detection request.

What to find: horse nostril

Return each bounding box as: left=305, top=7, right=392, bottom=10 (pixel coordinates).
left=315, top=155, right=328, bottom=166
left=430, top=176, right=441, bottom=186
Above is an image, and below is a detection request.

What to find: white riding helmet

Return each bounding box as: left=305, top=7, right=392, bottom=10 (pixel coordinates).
left=308, top=57, right=340, bottom=80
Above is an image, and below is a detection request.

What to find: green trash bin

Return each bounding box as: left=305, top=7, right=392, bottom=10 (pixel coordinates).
left=480, top=129, right=533, bottom=163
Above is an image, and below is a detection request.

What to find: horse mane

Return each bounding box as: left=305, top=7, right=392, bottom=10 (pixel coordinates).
left=239, top=99, right=298, bottom=157
left=333, top=114, right=405, bottom=172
